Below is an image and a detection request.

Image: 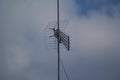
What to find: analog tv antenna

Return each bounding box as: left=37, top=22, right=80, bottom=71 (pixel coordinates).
left=44, top=20, right=69, bottom=50
left=44, top=0, right=70, bottom=80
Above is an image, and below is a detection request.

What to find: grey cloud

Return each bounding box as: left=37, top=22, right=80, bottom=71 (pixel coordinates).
left=0, top=0, right=57, bottom=80
left=0, top=0, right=120, bottom=80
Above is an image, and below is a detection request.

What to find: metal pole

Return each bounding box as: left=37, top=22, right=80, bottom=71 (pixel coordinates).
left=57, top=0, right=60, bottom=80
left=57, top=0, right=59, bottom=29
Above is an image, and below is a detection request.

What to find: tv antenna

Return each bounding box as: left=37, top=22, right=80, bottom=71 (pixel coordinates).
left=44, top=0, right=70, bottom=80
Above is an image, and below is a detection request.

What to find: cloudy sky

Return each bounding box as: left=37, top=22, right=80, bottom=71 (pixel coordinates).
left=0, top=0, right=120, bottom=80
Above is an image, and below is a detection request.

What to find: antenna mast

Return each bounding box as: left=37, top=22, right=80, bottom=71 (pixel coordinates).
left=57, top=0, right=60, bottom=80
left=44, top=1, right=70, bottom=80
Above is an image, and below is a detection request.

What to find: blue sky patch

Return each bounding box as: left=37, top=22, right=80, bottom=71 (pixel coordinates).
left=75, top=0, right=120, bottom=16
